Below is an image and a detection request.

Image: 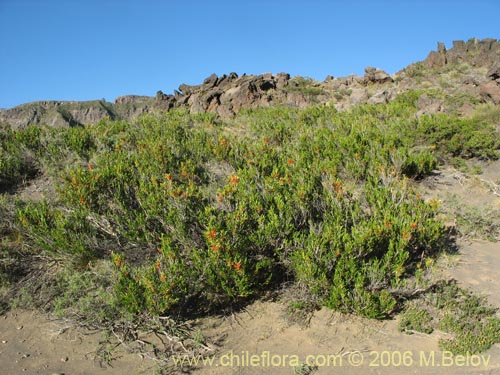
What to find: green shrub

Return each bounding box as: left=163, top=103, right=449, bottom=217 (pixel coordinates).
left=413, top=115, right=499, bottom=160
left=13, top=93, right=499, bottom=322
left=399, top=307, right=434, bottom=334
left=400, top=281, right=500, bottom=354
left=0, top=126, right=40, bottom=188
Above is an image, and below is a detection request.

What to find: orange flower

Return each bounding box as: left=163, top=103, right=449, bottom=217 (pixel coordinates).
left=232, top=261, right=242, bottom=271
left=160, top=273, right=167, bottom=282
left=218, top=137, right=228, bottom=147
left=165, top=173, right=172, bottom=181
left=210, top=243, right=220, bottom=252
left=384, top=221, right=392, bottom=229
left=207, top=229, right=217, bottom=240
left=113, top=255, right=123, bottom=268
left=287, top=159, right=295, bottom=166
left=87, top=163, right=93, bottom=171
left=333, top=180, right=343, bottom=195
left=410, top=222, right=418, bottom=229
left=229, top=174, right=239, bottom=186
left=156, top=259, right=161, bottom=271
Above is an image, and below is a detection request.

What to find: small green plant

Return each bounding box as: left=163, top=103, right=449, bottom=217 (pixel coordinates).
left=399, top=306, right=434, bottom=334
left=400, top=281, right=500, bottom=354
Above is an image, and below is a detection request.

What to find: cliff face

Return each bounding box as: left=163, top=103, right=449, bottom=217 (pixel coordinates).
left=1, top=38, right=499, bottom=129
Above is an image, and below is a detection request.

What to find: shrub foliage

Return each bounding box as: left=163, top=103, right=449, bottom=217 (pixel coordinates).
left=4, top=92, right=500, bottom=320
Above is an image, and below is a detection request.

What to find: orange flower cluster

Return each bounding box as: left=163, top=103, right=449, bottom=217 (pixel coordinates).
left=227, top=261, right=242, bottom=271
left=332, top=180, right=343, bottom=195
left=207, top=228, right=217, bottom=240
left=229, top=174, right=239, bottom=186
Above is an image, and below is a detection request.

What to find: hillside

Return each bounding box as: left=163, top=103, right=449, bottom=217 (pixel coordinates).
left=1, top=38, right=500, bottom=375
left=1, top=38, right=500, bottom=129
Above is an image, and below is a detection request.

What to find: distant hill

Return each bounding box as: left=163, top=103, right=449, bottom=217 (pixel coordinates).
left=1, top=38, right=499, bottom=129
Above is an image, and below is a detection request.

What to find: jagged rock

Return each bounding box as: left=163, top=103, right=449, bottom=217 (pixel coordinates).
left=179, top=83, right=195, bottom=95
left=480, top=81, right=500, bottom=105
left=156, top=90, right=166, bottom=100
left=487, top=62, right=500, bottom=80
left=364, top=67, right=393, bottom=84
left=424, top=50, right=447, bottom=68
left=215, top=73, right=238, bottom=89
left=427, top=38, right=500, bottom=69
left=203, top=73, right=218, bottom=87
left=368, top=89, right=396, bottom=105
left=275, top=73, right=290, bottom=89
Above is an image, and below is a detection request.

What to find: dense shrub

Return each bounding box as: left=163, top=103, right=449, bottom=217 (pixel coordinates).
left=9, top=93, right=499, bottom=319
left=0, top=126, right=40, bottom=188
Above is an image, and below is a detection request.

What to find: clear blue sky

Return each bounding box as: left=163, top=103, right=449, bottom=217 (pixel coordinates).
left=0, top=0, right=498, bottom=109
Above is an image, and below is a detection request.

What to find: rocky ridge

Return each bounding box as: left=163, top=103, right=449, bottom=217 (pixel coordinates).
left=1, top=38, right=499, bottom=129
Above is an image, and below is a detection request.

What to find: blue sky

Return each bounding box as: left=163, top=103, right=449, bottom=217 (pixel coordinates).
left=0, top=0, right=499, bottom=109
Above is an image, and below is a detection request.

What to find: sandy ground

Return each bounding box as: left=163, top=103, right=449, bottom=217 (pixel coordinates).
left=1, top=160, right=499, bottom=375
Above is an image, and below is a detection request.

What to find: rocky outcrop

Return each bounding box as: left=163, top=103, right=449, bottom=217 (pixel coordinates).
left=424, top=38, right=500, bottom=69
left=1, top=38, right=499, bottom=129
left=162, top=72, right=312, bottom=118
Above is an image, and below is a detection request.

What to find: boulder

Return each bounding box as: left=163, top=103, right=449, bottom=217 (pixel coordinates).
left=275, top=73, right=290, bottom=89
left=368, top=89, right=396, bottom=105
left=364, top=67, right=393, bottom=84
left=487, top=62, right=500, bottom=80
left=424, top=50, right=446, bottom=69
left=479, top=81, right=500, bottom=105
left=179, top=83, right=195, bottom=95
left=203, top=73, right=218, bottom=87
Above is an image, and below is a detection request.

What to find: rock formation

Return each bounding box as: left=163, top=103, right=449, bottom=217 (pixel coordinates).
left=1, top=38, right=499, bottom=129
